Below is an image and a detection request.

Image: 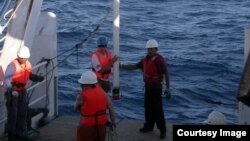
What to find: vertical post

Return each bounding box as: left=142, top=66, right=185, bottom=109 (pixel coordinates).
left=239, top=26, right=250, bottom=124
left=112, top=0, right=120, bottom=100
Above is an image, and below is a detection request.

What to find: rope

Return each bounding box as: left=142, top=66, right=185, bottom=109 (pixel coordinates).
left=76, top=8, right=112, bottom=48
left=27, top=58, right=54, bottom=113
left=24, top=7, right=113, bottom=105
left=50, top=8, right=112, bottom=61
left=106, top=118, right=123, bottom=141
left=37, top=8, right=112, bottom=78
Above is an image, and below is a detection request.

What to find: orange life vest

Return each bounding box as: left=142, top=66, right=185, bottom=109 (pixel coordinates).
left=143, top=54, right=163, bottom=83
left=90, top=49, right=112, bottom=80
left=11, top=59, right=32, bottom=91
left=80, top=85, right=108, bottom=126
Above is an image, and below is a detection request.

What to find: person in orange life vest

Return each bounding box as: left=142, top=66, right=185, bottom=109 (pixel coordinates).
left=4, top=46, right=44, bottom=139
left=120, top=39, right=170, bottom=139
left=90, top=36, right=118, bottom=93
left=74, top=71, right=116, bottom=141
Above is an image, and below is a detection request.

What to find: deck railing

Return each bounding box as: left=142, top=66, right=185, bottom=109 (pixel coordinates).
left=0, top=60, right=50, bottom=124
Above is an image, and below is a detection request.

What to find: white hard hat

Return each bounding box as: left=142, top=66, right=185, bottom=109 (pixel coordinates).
left=78, top=71, right=97, bottom=84
left=17, top=46, right=30, bottom=58
left=145, top=39, right=159, bottom=49
left=204, top=111, right=226, bottom=125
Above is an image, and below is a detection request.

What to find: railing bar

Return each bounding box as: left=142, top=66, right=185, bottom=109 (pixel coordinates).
left=27, top=79, right=46, bottom=92
left=32, top=61, right=47, bottom=70
left=28, top=95, right=46, bottom=107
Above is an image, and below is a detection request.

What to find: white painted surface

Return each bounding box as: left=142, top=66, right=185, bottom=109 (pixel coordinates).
left=0, top=0, right=58, bottom=136
left=112, top=0, right=120, bottom=99
left=29, top=11, right=57, bottom=119
left=23, top=0, right=43, bottom=48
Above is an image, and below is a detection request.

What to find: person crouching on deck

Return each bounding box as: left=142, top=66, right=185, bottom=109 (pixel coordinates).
left=74, top=71, right=116, bottom=141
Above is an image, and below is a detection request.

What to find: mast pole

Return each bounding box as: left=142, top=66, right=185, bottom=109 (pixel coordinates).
left=112, top=0, right=120, bottom=100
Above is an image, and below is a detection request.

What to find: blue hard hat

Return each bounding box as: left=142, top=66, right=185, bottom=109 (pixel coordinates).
left=97, top=36, right=108, bottom=46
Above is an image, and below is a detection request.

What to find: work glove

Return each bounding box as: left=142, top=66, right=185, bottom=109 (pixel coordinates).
left=164, top=88, right=171, bottom=100
left=30, top=73, right=44, bottom=82
left=12, top=90, right=19, bottom=97
left=37, top=76, right=44, bottom=82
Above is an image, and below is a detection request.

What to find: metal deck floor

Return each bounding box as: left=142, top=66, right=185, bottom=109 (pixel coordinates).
left=1, top=116, right=173, bottom=141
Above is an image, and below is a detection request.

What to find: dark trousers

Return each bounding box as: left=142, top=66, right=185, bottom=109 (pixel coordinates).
left=6, top=91, right=28, bottom=137
left=144, top=88, right=166, bottom=133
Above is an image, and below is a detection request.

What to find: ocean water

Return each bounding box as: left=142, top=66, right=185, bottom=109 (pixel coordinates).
left=39, top=0, right=250, bottom=124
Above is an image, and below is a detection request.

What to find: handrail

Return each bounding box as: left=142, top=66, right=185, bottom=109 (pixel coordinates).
left=32, top=61, right=48, bottom=70
left=27, top=79, right=46, bottom=92
left=0, top=0, right=12, bottom=20
left=0, top=58, right=51, bottom=125
left=28, top=95, right=46, bottom=107
left=26, top=60, right=49, bottom=106
left=0, top=35, right=6, bottom=42
left=27, top=60, right=49, bottom=92
left=0, top=0, right=24, bottom=35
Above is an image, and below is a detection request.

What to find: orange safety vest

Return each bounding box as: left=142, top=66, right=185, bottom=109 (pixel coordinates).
left=80, top=85, right=108, bottom=126
left=143, top=54, right=163, bottom=83
left=90, top=49, right=112, bottom=80
left=11, top=59, right=32, bottom=91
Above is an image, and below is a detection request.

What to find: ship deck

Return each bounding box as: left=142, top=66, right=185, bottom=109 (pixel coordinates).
left=0, top=116, right=173, bottom=141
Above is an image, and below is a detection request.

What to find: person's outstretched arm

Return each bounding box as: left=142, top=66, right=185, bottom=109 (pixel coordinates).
left=120, top=63, right=139, bottom=70
left=120, top=58, right=143, bottom=70
left=100, top=55, right=118, bottom=73
left=91, top=54, right=118, bottom=74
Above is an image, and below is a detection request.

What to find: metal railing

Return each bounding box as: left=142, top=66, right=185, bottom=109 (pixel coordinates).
left=0, top=0, right=12, bottom=20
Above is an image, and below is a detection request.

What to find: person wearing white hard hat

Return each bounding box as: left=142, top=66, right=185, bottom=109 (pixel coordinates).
left=4, top=46, right=44, bottom=140
left=74, top=71, right=116, bottom=141
left=90, top=36, right=118, bottom=93
left=204, top=110, right=227, bottom=125
left=120, top=39, right=170, bottom=139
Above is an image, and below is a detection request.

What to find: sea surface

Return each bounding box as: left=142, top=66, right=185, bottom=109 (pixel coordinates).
left=5, top=0, right=250, bottom=124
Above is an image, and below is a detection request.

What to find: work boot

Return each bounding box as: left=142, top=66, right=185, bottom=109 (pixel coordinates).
left=160, top=132, right=166, bottom=139
left=139, top=126, right=153, bottom=133
left=16, top=134, right=34, bottom=141
left=8, top=133, right=17, bottom=141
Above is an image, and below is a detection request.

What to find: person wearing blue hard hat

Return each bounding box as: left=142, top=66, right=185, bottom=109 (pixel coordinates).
left=97, top=36, right=108, bottom=46
left=90, top=36, right=118, bottom=93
